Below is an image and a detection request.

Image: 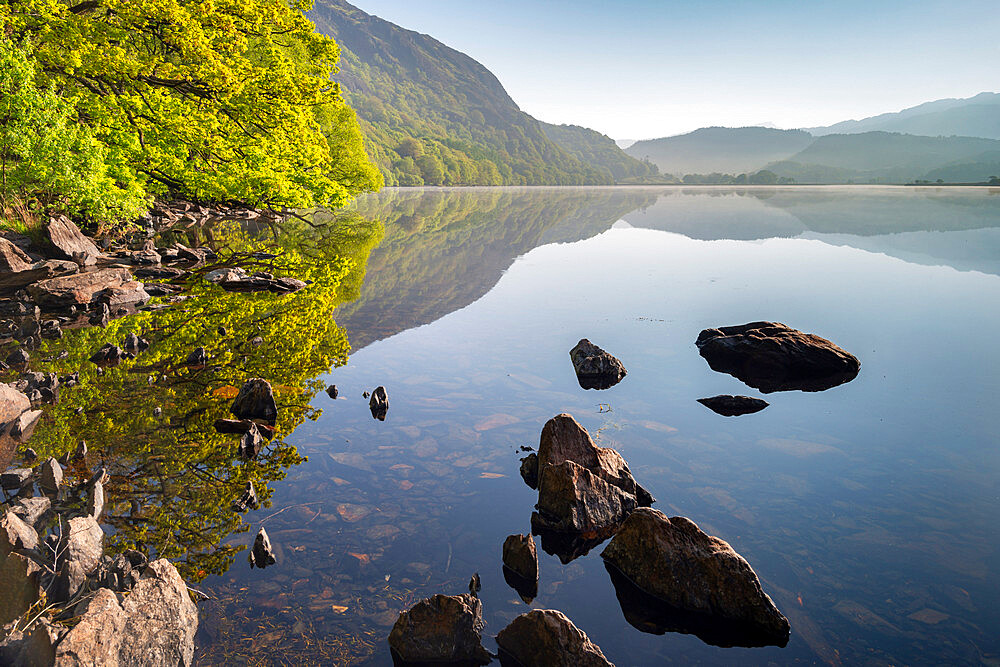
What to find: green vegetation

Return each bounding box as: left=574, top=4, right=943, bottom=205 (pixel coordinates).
left=18, top=215, right=382, bottom=580
left=308, top=0, right=628, bottom=186
left=0, top=0, right=380, bottom=229
left=680, top=170, right=794, bottom=185
left=539, top=123, right=663, bottom=183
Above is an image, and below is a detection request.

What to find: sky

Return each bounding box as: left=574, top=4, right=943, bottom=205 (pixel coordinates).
left=348, top=0, right=999, bottom=140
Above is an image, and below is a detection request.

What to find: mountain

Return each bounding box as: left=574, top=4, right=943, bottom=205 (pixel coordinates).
left=808, top=92, right=1000, bottom=140
left=540, top=123, right=662, bottom=183
left=767, top=132, right=1000, bottom=183
left=625, top=127, right=814, bottom=176
left=308, top=0, right=646, bottom=186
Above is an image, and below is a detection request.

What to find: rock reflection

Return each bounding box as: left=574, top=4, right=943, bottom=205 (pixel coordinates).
left=530, top=523, right=619, bottom=565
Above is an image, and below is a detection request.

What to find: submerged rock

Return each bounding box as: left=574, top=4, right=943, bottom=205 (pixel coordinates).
left=696, top=321, right=860, bottom=393
left=569, top=339, right=627, bottom=390
left=697, top=395, right=769, bottom=416
left=600, top=508, right=790, bottom=647
left=388, top=593, right=491, bottom=666
left=369, top=385, right=388, bottom=421
left=250, top=527, right=276, bottom=569
left=495, top=609, right=613, bottom=667
left=231, top=378, right=277, bottom=424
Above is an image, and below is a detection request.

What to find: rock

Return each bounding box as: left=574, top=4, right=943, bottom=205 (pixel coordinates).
left=0, top=618, right=61, bottom=664
left=185, top=346, right=208, bottom=366
left=388, top=593, right=491, bottom=666
left=43, top=215, right=101, bottom=266
left=4, top=347, right=29, bottom=370
left=1, top=510, right=39, bottom=558
left=502, top=565, right=538, bottom=605
left=23, top=448, right=37, bottom=463
left=9, top=409, right=42, bottom=442
left=502, top=534, right=538, bottom=583
left=537, top=414, right=653, bottom=507
left=695, top=321, right=860, bottom=393
left=369, top=385, right=388, bottom=421
left=144, top=283, right=183, bottom=297
left=89, top=301, right=110, bottom=326
left=90, top=343, right=130, bottom=366
left=88, top=480, right=105, bottom=519
left=495, top=609, right=613, bottom=667
left=218, top=276, right=306, bottom=294
left=60, top=515, right=105, bottom=577
left=11, top=497, right=50, bottom=527
left=600, top=508, right=790, bottom=647
left=697, top=395, right=769, bottom=417
left=26, top=267, right=134, bottom=309
left=0, top=259, right=79, bottom=293
left=0, top=468, right=32, bottom=491
left=532, top=460, right=639, bottom=535
left=250, top=527, right=276, bottom=569
left=122, top=332, right=150, bottom=355
left=238, top=423, right=264, bottom=459
left=231, top=378, right=277, bottom=424
left=213, top=418, right=275, bottom=438
left=232, top=482, right=259, bottom=512
left=0, top=237, right=33, bottom=273
left=519, top=453, right=538, bottom=489
left=51, top=559, right=198, bottom=666
left=133, top=266, right=187, bottom=280
left=468, top=572, right=481, bottom=596
left=153, top=407, right=162, bottom=417
left=37, top=457, right=63, bottom=493
left=96, top=280, right=150, bottom=311
left=0, top=552, right=43, bottom=628
left=570, top=339, right=628, bottom=390
left=0, top=384, right=31, bottom=424
left=326, top=384, right=338, bottom=399
left=203, top=267, right=247, bottom=283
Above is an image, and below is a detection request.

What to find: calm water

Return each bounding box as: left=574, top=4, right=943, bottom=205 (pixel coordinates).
left=22, top=187, right=1000, bottom=665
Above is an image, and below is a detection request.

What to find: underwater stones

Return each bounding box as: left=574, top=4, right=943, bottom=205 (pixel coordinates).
left=570, top=339, right=627, bottom=390
left=250, top=527, right=276, bottom=569
left=231, top=378, right=277, bottom=424
left=369, top=385, right=388, bottom=421
left=697, top=395, right=769, bottom=416
left=600, top=508, right=790, bottom=647
left=495, top=609, right=613, bottom=667
left=696, top=321, right=860, bottom=393
left=388, top=593, right=491, bottom=666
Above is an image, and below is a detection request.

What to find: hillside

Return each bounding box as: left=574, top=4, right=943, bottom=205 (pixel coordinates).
left=767, top=132, right=1000, bottom=183
left=539, top=123, right=663, bottom=183
left=625, top=127, right=814, bottom=176
left=308, top=0, right=623, bottom=186
left=808, top=92, right=1000, bottom=140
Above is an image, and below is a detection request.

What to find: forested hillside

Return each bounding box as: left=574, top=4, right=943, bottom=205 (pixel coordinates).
left=309, top=0, right=625, bottom=186
left=540, top=123, right=663, bottom=183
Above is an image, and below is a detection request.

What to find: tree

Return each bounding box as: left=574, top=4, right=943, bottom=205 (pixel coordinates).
left=2, top=0, right=382, bottom=217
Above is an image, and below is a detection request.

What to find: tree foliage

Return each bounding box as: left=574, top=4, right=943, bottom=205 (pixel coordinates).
left=1, top=0, right=381, bottom=224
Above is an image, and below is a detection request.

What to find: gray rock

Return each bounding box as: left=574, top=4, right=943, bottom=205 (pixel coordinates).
left=0, top=468, right=32, bottom=491
left=60, top=515, right=105, bottom=577
left=43, top=215, right=101, bottom=266
left=1, top=510, right=39, bottom=558
left=88, top=480, right=105, bottom=519
left=570, top=339, right=627, bottom=390
left=601, top=508, right=790, bottom=647
left=11, top=496, right=50, bottom=527
left=37, top=457, right=63, bottom=493
left=250, top=527, right=276, bottom=569
left=388, top=593, right=491, bottom=665
left=231, top=378, right=277, bottom=424
left=0, top=384, right=31, bottom=425
left=532, top=460, right=639, bottom=535
left=8, top=409, right=42, bottom=443
left=203, top=267, right=248, bottom=283
left=496, top=609, right=613, bottom=667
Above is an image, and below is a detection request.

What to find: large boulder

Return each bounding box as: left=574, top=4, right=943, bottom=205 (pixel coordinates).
left=0, top=259, right=78, bottom=293
left=695, top=321, right=860, bottom=393
left=0, top=384, right=30, bottom=425
left=569, top=339, right=627, bottom=390
left=43, top=215, right=101, bottom=266
left=26, top=268, right=134, bottom=309
left=388, top=593, right=491, bottom=665
left=0, top=237, right=33, bottom=273
left=600, top=508, right=790, bottom=647
left=696, top=395, right=768, bottom=417
left=532, top=460, right=639, bottom=535
left=0, top=552, right=43, bottom=627
left=1, top=511, right=39, bottom=558
left=230, top=378, right=277, bottom=424
left=495, top=609, right=613, bottom=667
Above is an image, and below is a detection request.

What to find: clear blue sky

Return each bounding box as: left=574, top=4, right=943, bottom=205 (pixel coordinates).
left=346, top=0, right=999, bottom=139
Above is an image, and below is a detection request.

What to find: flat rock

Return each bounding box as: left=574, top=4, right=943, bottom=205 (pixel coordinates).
left=0, top=237, right=33, bottom=272
left=43, top=215, right=101, bottom=265
left=697, top=395, right=769, bottom=416
left=495, top=609, right=613, bottom=667
left=388, top=593, right=491, bottom=666
left=570, top=339, right=627, bottom=390
left=696, top=321, right=860, bottom=393
left=218, top=276, right=306, bottom=294
left=231, top=378, right=277, bottom=424
left=27, top=267, right=134, bottom=309
left=600, top=508, right=790, bottom=647
left=0, top=259, right=78, bottom=292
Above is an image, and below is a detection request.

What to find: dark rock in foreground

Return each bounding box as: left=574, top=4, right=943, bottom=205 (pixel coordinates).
left=231, top=378, right=277, bottom=424
left=519, top=453, right=538, bottom=489
left=696, top=321, right=859, bottom=393
left=495, top=609, right=613, bottom=667
left=388, top=593, right=491, bottom=666
left=250, top=527, right=276, bottom=569
left=697, top=395, right=769, bottom=416
left=502, top=533, right=538, bottom=584
left=600, top=508, right=790, bottom=647
left=569, top=339, right=627, bottom=390
left=533, top=460, right=639, bottom=535
left=369, top=385, right=388, bottom=421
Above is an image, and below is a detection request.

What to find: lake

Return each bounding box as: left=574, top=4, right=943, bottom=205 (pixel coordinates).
left=25, top=186, right=1000, bottom=665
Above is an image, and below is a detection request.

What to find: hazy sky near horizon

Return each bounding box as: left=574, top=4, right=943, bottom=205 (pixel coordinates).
left=349, top=0, right=998, bottom=139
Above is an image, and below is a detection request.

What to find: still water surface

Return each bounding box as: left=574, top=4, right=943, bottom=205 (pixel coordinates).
left=33, top=187, right=1000, bottom=665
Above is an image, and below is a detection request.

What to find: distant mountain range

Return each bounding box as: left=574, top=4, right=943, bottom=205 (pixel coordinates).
left=807, top=92, right=1000, bottom=139
left=308, top=0, right=658, bottom=186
